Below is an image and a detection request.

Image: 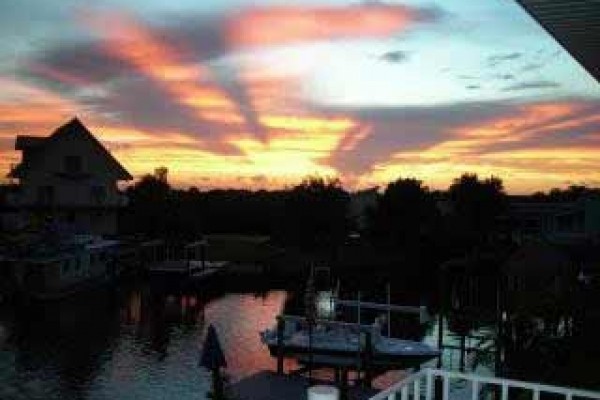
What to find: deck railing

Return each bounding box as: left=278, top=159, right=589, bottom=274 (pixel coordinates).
left=369, top=368, right=600, bottom=400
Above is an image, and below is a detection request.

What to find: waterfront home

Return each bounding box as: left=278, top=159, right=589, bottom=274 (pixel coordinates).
left=1, top=118, right=131, bottom=299
left=509, top=198, right=600, bottom=245
left=4, top=117, right=132, bottom=236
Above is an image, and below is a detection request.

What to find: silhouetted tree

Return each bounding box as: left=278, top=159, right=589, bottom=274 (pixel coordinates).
left=120, top=174, right=175, bottom=238
left=370, top=178, right=438, bottom=247
left=448, top=173, right=507, bottom=246
left=547, top=185, right=600, bottom=201
left=282, top=177, right=350, bottom=249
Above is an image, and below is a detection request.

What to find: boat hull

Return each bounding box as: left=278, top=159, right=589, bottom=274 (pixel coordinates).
left=261, top=333, right=439, bottom=370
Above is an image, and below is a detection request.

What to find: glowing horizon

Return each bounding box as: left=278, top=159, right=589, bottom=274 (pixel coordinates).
left=1, top=0, right=599, bottom=194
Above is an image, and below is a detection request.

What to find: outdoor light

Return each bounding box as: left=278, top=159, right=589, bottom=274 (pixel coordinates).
left=316, top=290, right=335, bottom=319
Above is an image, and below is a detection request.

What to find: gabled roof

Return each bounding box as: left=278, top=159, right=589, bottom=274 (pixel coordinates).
left=8, top=117, right=133, bottom=181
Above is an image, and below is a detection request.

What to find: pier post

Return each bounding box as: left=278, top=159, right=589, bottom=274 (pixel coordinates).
left=495, top=271, right=505, bottom=376
left=276, top=316, right=284, bottom=375
left=459, top=333, right=466, bottom=372
left=437, top=270, right=445, bottom=369
left=201, top=241, right=206, bottom=271
left=362, top=331, right=373, bottom=388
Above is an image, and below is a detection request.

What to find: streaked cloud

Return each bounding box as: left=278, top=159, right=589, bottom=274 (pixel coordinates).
left=1, top=0, right=600, bottom=193
left=502, top=80, right=561, bottom=91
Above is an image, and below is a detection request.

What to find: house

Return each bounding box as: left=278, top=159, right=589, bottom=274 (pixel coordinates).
left=4, top=118, right=132, bottom=236
left=509, top=198, right=600, bottom=245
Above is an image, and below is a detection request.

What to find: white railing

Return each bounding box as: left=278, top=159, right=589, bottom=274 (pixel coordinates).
left=369, top=368, right=600, bottom=400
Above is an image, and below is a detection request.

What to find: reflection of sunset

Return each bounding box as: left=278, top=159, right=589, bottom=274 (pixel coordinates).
left=203, top=291, right=294, bottom=378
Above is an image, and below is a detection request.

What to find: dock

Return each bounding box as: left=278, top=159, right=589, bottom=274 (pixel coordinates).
left=137, top=239, right=229, bottom=280
left=228, top=371, right=377, bottom=400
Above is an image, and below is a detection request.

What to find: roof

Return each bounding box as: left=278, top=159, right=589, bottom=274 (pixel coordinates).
left=517, top=0, right=600, bottom=83
left=8, top=117, right=132, bottom=180
left=15, top=136, right=46, bottom=150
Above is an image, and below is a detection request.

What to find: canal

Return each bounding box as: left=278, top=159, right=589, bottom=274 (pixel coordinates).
left=0, top=278, right=494, bottom=400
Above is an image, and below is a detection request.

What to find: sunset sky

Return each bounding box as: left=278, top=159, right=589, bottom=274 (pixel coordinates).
left=1, top=0, right=599, bottom=193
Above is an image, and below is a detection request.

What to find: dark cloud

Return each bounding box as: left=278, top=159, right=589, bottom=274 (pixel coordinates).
left=19, top=13, right=265, bottom=144
left=465, top=99, right=600, bottom=154
left=502, top=80, right=560, bottom=91
left=25, top=42, right=130, bottom=84
left=410, top=4, right=448, bottom=24
left=323, top=98, right=600, bottom=177
left=78, top=75, right=242, bottom=154
left=380, top=50, right=408, bottom=63
left=520, top=63, right=544, bottom=72
left=493, top=74, right=515, bottom=80
left=323, top=100, right=519, bottom=173
left=487, top=52, right=522, bottom=67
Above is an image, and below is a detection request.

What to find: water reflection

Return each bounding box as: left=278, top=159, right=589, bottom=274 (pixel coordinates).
left=0, top=284, right=289, bottom=400
left=0, top=282, right=495, bottom=400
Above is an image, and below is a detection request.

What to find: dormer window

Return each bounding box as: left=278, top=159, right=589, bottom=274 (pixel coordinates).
left=64, top=155, right=82, bottom=174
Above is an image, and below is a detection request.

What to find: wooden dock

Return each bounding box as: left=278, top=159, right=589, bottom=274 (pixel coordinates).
left=228, top=371, right=377, bottom=400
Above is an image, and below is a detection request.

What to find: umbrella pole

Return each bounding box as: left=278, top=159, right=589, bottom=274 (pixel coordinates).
left=211, top=367, right=224, bottom=400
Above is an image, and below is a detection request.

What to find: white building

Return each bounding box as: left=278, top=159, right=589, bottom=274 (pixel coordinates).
left=5, top=118, right=132, bottom=236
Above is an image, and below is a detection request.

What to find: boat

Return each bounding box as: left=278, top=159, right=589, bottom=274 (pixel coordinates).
left=260, top=316, right=440, bottom=370
left=6, top=234, right=120, bottom=300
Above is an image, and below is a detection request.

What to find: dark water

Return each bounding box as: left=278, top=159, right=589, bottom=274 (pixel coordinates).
left=0, top=280, right=493, bottom=400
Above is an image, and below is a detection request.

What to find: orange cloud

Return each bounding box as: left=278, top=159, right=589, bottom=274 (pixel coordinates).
left=227, top=5, right=419, bottom=49
left=358, top=101, right=600, bottom=193
left=82, top=11, right=242, bottom=129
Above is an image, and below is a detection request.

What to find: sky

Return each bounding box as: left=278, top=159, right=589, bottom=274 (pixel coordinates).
left=1, top=0, right=600, bottom=193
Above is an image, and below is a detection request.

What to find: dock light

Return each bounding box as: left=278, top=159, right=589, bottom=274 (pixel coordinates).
left=316, top=291, right=335, bottom=319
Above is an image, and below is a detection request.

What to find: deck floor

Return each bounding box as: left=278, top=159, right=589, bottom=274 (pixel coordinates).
left=228, top=371, right=377, bottom=400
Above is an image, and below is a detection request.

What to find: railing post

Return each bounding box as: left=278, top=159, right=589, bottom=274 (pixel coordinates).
left=459, top=333, right=466, bottom=372
left=401, top=385, right=409, bottom=400
left=471, top=380, right=478, bottom=400
left=425, top=370, right=434, bottom=400
left=442, top=374, right=449, bottom=400
left=438, top=270, right=445, bottom=369
left=276, top=316, right=284, bottom=375
left=414, top=379, right=421, bottom=400
left=501, top=383, right=508, bottom=400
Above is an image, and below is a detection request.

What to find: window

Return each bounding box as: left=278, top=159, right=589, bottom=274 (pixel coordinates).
left=64, top=155, right=82, bottom=174
left=91, top=185, right=107, bottom=204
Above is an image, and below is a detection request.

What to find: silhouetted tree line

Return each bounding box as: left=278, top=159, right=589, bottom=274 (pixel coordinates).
left=118, top=172, right=599, bottom=251
left=531, top=185, right=600, bottom=202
